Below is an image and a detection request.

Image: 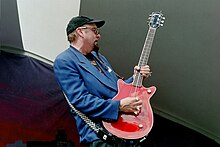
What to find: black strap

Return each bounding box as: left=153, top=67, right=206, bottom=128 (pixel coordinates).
left=97, top=127, right=126, bottom=145
left=96, top=126, right=147, bottom=146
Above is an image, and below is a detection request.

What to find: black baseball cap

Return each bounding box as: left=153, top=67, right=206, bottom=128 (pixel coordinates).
left=66, top=16, right=105, bottom=35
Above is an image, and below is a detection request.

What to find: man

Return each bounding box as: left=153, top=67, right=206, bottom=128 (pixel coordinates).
left=54, top=16, right=152, bottom=146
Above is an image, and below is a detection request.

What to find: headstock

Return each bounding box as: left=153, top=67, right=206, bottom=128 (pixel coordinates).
left=148, top=11, right=165, bottom=29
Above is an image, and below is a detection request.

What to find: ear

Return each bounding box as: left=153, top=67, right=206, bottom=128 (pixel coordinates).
left=75, top=28, right=84, bottom=38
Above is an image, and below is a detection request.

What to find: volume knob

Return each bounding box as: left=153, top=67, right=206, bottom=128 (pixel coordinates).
left=147, top=89, right=152, bottom=94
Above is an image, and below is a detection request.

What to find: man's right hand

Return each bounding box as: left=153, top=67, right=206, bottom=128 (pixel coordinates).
left=119, top=97, right=142, bottom=115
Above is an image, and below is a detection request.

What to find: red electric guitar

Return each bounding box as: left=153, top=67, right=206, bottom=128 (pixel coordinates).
left=102, top=12, right=165, bottom=139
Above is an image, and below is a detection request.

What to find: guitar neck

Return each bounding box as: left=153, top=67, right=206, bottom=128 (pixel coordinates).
left=133, top=27, right=156, bottom=87
left=139, top=27, right=156, bottom=66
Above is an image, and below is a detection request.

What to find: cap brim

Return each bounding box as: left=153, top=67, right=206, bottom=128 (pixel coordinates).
left=88, top=20, right=105, bottom=28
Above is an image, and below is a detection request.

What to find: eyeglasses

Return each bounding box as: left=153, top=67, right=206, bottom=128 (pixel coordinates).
left=79, top=26, right=100, bottom=35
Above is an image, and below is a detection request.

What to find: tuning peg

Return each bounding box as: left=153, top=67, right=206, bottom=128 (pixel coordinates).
left=161, top=20, right=165, bottom=23
left=160, top=24, right=164, bottom=27
left=162, top=17, right=166, bottom=20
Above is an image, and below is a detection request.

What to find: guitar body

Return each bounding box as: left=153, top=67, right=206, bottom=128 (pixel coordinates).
left=102, top=79, right=156, bottom=139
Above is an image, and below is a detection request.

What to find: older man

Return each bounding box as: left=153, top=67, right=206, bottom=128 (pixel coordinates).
left=54, top=16, right=151, bottom=146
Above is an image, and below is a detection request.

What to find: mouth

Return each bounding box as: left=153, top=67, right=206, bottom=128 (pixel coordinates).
left=94, top=40, right=99, bottom=46
left=93, top=40, right=100, bottom=52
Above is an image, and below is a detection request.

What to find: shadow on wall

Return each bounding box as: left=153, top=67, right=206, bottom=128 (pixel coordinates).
left=141, top=114, right=219, bottom=147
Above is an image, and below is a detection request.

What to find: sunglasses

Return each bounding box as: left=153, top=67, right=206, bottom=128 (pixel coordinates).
left=79, top=26, right=100, bottom=35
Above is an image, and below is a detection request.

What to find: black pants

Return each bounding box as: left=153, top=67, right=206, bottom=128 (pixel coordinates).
left=89, top=139, right=141, bottom=147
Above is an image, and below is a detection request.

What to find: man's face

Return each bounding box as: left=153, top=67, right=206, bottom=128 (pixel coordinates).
left=80, top=23, right=101, bottom=53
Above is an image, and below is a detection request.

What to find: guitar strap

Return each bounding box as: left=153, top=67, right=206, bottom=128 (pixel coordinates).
left=62, top=92, right=125, bottom=145
left=63, top=92, right=147, bottom=146
left=94, top=50, right=124, bottom=80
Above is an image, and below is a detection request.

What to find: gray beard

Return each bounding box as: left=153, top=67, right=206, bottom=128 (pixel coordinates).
left=93, top=43, right=99, bottom=53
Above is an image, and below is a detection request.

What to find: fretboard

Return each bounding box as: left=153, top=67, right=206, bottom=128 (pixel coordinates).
left=133, top=27, right=156, bottom=87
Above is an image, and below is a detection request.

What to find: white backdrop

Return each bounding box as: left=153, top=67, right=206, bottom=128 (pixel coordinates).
left=17, top=0, right=81, bottom=61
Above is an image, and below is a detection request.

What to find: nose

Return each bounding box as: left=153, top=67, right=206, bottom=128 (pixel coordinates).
left=96, top=33, right=101, bottom=38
